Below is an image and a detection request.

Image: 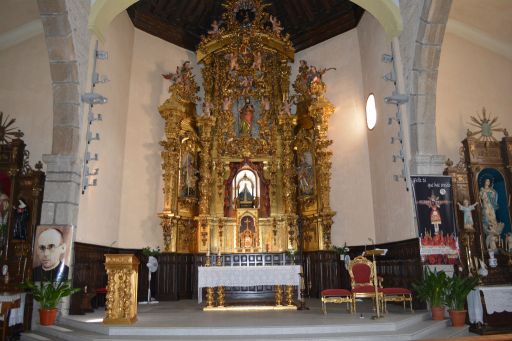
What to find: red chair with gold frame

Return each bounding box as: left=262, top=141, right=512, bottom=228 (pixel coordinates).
left=0, top=298, right=21, bottom=341
left=381, top=284, right=414, bottom=313
left=320, top=288, right=353, bottom=314
left=348, top=255, right=383, bottom=313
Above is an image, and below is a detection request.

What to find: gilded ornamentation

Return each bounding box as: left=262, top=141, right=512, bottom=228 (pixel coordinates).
left=103, top=254, right=139, bottom=324
left=158, top=0, right=335, bottom=254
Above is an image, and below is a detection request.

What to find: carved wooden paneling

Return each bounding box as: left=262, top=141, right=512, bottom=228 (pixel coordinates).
left=303, top=251, right=343, bottom=298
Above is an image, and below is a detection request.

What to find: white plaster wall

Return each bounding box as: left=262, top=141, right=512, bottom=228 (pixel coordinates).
left=357, top=13, right=416, bottom=243
left=76, top=12, right=134, bottom=246
left=294, top=30, right=376, bottom=246
left=0, top=34, right=52, bottom=168
left=437, top=32, right=512, bottom=162
left=117, top=29, right=197, bottom=248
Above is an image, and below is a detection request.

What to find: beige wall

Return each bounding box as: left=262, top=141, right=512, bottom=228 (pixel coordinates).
left=76, top=12, right=134, bottom=246
left=0, top=34, right=52, bottom=168
left=437, top=32, right=512, bottom=162
left=117, top=29, right=197, bottom=248
left=294, top=30, right=376, bottom=246
left=357, top=12, right=416, bottom=243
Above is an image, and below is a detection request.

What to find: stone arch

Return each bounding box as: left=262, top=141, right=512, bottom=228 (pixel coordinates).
left=37, top=0, right=91, bottom=229
left=350, top=0, right=403, bottom=38
left=407, top=0, right=453, bottom=174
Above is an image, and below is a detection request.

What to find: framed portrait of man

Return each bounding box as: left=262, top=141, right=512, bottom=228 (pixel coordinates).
left=32, top=225, right=73, bottom=282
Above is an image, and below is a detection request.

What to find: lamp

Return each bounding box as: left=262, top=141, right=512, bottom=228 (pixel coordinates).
left=365, top=93, right=377, bottom=130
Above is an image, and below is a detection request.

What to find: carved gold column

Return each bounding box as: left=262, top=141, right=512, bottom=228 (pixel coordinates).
left=103, top=254, right=139, bottom=325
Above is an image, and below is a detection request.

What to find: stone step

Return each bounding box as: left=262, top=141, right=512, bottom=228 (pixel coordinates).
left=21, top=318, right=472, bottom=341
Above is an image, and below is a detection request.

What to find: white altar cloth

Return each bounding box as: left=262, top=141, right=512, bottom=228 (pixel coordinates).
left=467, top=285, right=512, bottom=324
left=0, top=292, right=25, bottom=326
left=197, top=265, right=301, bottom=303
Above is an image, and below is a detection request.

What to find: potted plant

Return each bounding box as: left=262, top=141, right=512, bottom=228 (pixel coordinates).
left=445, top=274, right=479, bottom=327
left=21, top=280, right=80, bottom=325
left=412, top=268, right=449, bottom=320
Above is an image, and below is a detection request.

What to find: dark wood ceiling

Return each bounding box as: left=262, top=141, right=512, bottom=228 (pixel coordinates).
left=127, top=0, right=364, bottom=52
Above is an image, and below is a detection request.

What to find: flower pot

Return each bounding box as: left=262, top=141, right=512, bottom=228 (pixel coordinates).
left=449, top=309, right=467, bottom=327
left=431, top=306, right=445, bottom=320
left=39, top=308, right=58, bottom=326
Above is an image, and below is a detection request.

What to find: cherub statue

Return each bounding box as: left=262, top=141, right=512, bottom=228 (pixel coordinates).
left=269, top=15, right=283, bottom=35
left=202, top=101, right=212, bottom=117
left=457, top=199, right=478, bottom=231
left=208, top=20, right=221, bottom=35
left=222, top=97, right=232, bottom=111
left=240, top=76, right=253, bottom=95
left=261, top=97, right=271, bottom=111
left=225, top=52, right=239, bottom=71
left=281, top=98, right=294, bottom=116
left=162, top=66, right=181, bottom=83
left=252, top=51, right=262, bottom=71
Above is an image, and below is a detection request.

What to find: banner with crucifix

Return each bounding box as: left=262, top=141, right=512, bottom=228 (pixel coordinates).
left=411, top=176, right=459, bottom=265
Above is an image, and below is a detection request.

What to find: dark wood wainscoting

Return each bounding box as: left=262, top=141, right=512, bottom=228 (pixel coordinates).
left=303, top=251, right=343, bottom=298
left=71, top=238, right=424, bottom=313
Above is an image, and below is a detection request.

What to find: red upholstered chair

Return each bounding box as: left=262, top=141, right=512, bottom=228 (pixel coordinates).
left=320, top=288, right=353, bottom=314
left=348, top=256, right=382, bottom=313
left=381, top=286, right=414, bottom=313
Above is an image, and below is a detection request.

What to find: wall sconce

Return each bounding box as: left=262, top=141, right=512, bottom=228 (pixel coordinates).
left=82, top=92, right=108, bottom=105
left=365, top=93, right=377, bottom=130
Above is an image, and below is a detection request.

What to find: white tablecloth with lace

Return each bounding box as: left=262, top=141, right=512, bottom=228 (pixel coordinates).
left=467, top=285, right=512, bottom=324
left=0, top=292, right=26, bottom=326
left=197, top=265, right=301, bottom=303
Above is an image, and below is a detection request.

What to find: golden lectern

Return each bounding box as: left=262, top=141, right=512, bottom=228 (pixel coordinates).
left=103, top=254, right=139, bottom=324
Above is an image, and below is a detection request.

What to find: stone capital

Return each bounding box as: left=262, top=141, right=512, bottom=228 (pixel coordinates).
left=410, top=153, right=447, bottom=175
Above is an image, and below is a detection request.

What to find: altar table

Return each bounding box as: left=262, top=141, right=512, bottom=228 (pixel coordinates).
left=198, top=265, right=301, bottom=306
left=467, top=285, right=512, bottom=324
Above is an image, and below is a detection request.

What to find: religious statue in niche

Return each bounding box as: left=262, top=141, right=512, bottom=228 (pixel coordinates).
left=418, top=192, right=449, bottom=236
left=297, top=152, right=314, bottom=196
left=181, top=152, right=198, bottom=197
left=457, top=199, right=478, bottom=231
left=0, top=190, right=9, bottom=248
left=13, top=199, right=29, bottom=240
left=236, top=99, right=259, bottom=137
left=479, top=177, right=504, bottom=252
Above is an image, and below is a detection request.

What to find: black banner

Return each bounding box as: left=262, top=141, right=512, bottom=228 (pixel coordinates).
left=411, top=176, right=459, bottom=265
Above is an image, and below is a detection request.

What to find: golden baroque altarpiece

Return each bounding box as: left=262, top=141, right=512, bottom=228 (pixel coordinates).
left=158, top=0, right=335, bottom=255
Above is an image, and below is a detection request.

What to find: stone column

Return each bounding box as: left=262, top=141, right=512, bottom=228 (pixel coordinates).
left=37, top=0, right=91, bottom=320
left=398, top=0, right=452, bottom=175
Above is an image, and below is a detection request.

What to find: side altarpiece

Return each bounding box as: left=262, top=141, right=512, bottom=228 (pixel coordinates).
left=158, top=0, right=335, bottom=255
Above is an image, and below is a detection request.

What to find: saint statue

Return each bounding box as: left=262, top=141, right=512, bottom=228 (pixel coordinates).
left=297, top=153, right=314, bottom=195
left=13, top=199, right=29, bottom=240
left=181, top=153, right=198, bottom=197
left=457, top=199, right=478, bottom=231
left=479, top=178, right=504, bottom=252
left=239, top=102, right=254, bottom=136
left=479, top=178, right=498, bottom=230
left=0, top=192, right=9, bottom=246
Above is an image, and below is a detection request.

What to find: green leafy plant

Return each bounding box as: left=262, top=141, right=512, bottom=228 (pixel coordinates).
left=412, top=268, right=449, bottom=308
left=20, top=281, right=80, bottom=309
left=445, top=274, right=479, bottom=311
left=332, top=242, right=350, bottom=256
left=142, top=246, right=161, bottom=257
